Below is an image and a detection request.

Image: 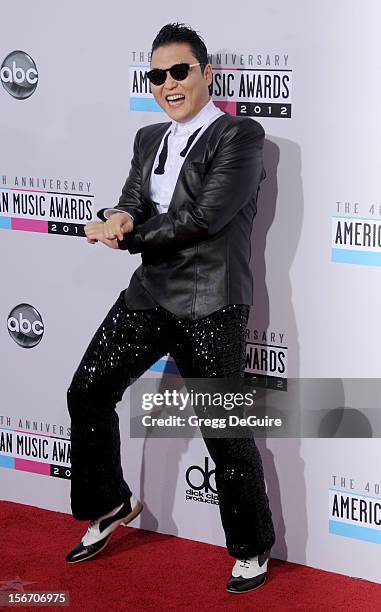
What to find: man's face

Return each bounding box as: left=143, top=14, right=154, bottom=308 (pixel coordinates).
left=149, top=42, right=212, bottom=122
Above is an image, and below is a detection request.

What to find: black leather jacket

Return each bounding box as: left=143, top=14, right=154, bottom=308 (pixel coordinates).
left=97, top=113, right=266, bottom=320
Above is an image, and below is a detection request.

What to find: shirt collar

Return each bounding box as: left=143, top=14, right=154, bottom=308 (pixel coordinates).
left=171, top=99, right=221, bottom=136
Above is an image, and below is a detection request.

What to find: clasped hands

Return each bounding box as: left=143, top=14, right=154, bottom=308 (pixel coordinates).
left=84, top=212, right=134, bottom=250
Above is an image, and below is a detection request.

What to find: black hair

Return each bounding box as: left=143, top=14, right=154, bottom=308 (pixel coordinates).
left=151, top=23, right=209, bottom=69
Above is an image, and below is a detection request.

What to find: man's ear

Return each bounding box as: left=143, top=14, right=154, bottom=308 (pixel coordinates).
left=203, top=63, right=213, bottom=86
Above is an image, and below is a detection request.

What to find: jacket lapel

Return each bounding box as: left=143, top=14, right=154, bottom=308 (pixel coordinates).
left=141, top=113, right=227, bottom=211
left=141, top=123, right=171, bottom=202
left=167, top=114, right=226, bottom=212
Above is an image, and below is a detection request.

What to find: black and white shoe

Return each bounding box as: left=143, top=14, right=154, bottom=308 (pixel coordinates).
left=65, top=494, right=143, bottom=564
left=226, top=549, right=270, bottom=594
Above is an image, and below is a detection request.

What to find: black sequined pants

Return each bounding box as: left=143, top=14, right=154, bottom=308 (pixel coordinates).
left=67, top=291, right=276, bottom=558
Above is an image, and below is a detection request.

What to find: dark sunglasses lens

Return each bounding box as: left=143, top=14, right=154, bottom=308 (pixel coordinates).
left=147, top=63, right=190, bottom=85
left=169, top=64, right=189, bottom=81
left=147, top=69, right=166, bottom=85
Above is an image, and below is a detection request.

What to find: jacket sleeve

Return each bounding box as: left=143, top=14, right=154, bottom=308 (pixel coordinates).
left=102, top=208, right=135, bottom=221
left=118, top=119, right=265, bottom=254
left=97, top=128, right=153, bottom=225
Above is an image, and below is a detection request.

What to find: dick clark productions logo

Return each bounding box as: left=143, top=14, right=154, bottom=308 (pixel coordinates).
left=1, top=51, right=38, bottom=99
left=7, top=304, right=44, bottom=348
left=186, top=457, right=217, bottom=493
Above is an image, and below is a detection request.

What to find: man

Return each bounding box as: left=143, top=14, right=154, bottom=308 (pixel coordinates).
left=66, top=23, right=276, bottom=594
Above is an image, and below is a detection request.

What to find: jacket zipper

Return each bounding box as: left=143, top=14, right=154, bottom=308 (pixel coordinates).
left=191, top=244, right=198, bottom=320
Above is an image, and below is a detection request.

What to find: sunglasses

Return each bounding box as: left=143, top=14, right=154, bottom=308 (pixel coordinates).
left=146, top=62, right=202, bottom=86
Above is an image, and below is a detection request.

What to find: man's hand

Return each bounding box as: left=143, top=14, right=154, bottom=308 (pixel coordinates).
left=84, top=221, right=119, bottom=249
left=103, top=212, right=134, bottom=241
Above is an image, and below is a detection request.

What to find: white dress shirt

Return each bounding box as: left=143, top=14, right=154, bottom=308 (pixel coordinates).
left=103, top=98, right=224, bottom=220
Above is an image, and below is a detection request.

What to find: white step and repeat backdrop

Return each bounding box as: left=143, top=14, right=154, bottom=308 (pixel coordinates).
left=1, top=0, right=380, bottom=584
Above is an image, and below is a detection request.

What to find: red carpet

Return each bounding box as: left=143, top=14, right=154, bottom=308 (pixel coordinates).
left=1, top=500, right=380, bottom=611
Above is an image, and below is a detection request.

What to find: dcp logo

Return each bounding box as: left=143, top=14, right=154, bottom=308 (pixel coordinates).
left=186, top=457, right=217, bottom=493
left=1, top=51, right=38, bottom=99
left=7, top=303, right=44, bottom=348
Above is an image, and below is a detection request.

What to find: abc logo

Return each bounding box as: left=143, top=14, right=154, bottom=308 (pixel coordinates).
left=185, top=457, right=216, bottom=493
left=1, top=51, right=38, bottom=99
left=7, top=303, right=44, bottom=348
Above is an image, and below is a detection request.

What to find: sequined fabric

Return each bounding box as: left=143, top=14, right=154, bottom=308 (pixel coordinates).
left=67, top=290, right=276, bottom=558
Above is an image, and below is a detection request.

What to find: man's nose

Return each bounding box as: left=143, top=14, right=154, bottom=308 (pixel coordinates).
left=163, top=72, right=178, bottom=89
